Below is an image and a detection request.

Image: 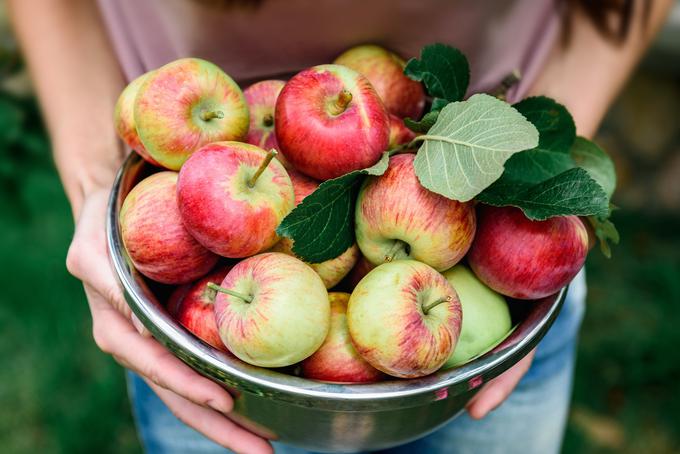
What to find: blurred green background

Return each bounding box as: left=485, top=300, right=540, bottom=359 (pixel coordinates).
left=1, top=4, right=679, bottom=454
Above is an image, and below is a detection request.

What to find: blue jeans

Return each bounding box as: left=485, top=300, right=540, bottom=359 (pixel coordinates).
left=129, top=271, right=586, bottom=454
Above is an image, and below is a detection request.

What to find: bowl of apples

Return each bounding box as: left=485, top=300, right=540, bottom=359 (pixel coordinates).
left=107, top=42, right=612, bottom=452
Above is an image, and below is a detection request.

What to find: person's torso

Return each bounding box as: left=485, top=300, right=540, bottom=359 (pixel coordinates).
left=98, top=0, right=561, bottom=101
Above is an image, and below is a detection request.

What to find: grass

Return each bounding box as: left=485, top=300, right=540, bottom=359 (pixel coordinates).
left=0, top=92, right=678, bottom=453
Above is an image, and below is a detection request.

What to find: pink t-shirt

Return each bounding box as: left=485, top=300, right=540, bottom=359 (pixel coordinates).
left=97, top=0, right=561, bottom=102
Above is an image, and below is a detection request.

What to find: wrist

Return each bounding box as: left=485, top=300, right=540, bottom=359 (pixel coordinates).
left=54, top=139, right=125, bottom=219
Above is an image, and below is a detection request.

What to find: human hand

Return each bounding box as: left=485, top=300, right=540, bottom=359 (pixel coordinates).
left=465, top=349, right=536, bottom=419
left=66, top=188, right=272, bottom=454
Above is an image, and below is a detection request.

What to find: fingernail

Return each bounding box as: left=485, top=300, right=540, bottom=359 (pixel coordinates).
left=207, top=399, right=231, bottom=414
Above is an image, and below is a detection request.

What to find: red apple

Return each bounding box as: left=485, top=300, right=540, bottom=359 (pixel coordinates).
left=355, top=153, right=476, bottom=271
left=334, top=44, right=426, bottom=120
left=167, top=266, right=232, bottom=351
left=388, top=114, right=417, bottom=149
left=212, top=252, right=330, bottom=367
left=243, top=80, right=291, bottom=169
left=275, top=64, right=390, bottom=180
left=301, top=292, right=383, bottom=383
left=468, top=206, right=589, bottom=299
left=134, top=58, right=249, bottom=170
left=113, top=71, right=161, bottom=166
left=177, top=142, right=294, bottom=258
left=270, top=169, right=359, bottom=288
left=120, top=171, right=219, bottom=284
left=347, top=260, right=462, bottom=378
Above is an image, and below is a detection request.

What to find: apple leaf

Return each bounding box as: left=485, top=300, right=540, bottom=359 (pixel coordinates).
left=571, top=137, right=616, bottom=198
left=587, top=214, right=620, bottom=258
left=412, top=94, right=539, bottom=202
left=276, top=153, right=390, bottom=263
left=501, top=97, right=577, bottom=184
left=404, top=43, right=470, bottom=103
left=477, top=167, right=610, bottom=220
left=404, top=110, right=439, bottom=133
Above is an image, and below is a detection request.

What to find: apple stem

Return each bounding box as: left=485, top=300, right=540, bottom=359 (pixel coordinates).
left=384, top=240, right=407, bottom=263
left=207, top=282, right=253, bottom=303
left=263, top=113, right=274, bottom=127
left=247, top=149, right=278, bottom=188
left=201, top=110, right=225, bottom=121
left=422, top=296, right=452, bottom=314
left=329, top=90, right=353, bottom=115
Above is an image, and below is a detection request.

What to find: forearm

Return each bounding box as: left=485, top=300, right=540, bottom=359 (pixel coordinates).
left=8, top=0, right=125, bottom=218
left=529, top=0, right=673, bottom=138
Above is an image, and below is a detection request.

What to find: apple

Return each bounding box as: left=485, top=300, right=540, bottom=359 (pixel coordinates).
left=212, top=252, right=330, bottom=367
left=347, top=260, right=462, bottom=378
left=269, top=169, right=359, bottom=288
left=355, top=153, right=476, bottom=272
left=388, top=114, right=417, bottom=149
left=334, top=44, right=425, bottom=120
left=243, top=80, right=291, bottom=168
left=120, top=171, right=219, bottom=284
left=468, top=206, right=589, bottom=299
left=167, top=266, right=233, bottom=351
left=113, top=72, right=161, bottom=166
left=441, top=265, right=512, bottom=368
left=301, top=292, right=383, bottom=383
left=177, top=141, right=295, bottom=258
left=275, top=64, right=390, bottom=180
left=134, top=58, right=249, bottom=170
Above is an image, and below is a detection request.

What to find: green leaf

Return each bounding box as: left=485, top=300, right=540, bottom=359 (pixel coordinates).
left=571, top=136, right=617, bottom=198
left=276, top=153, right=390, bottom=263
left=412, top=94, right=539, bottom=202
left=404, top=43, right=470, bottom=102
left=587, top=215, right=620, bottom=258
left=501, top=97, right=577, bottom=184
left=477, top=167, right=610, bottom=220
left=404, top=110, right=439, bottom=133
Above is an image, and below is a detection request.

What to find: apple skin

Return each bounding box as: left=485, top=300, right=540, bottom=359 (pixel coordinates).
left=334, top=44, right=425, bottom=120
left=177, top=141, right=295, bottom=258
left=213, top=252, right=330, bottom=368
left=347, top=260, right=462, bottom=378
left=388, top=114, right=417, bottom=149
left=355, top=153, right=476, bottom=272
left=269, top=169, right=359, bottom=288
left=134, top=58, right=249, bottom=170
left=113, top=72, right=162, bottom=166
left=301, top=292, right=383, bottom=383
left=243, top=80, right=292, bottom=169
left=120, top=172, right=219, bottom=284
left=275, top=64, right=390, bottom=180
left=468, top=206, right=589, bottom=299
left=167, top=266, right=233, bottom=351
left=441, top=265, right=512, bottom=368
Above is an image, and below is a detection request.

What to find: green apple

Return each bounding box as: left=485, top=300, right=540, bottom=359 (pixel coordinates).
left=441, top=265, right=512, bottom=368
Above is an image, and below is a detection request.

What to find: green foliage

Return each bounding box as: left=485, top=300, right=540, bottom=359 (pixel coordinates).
left=0, top=90, right=140, bottom=453
left=404, top=43, right=470, bottom=106
left=571, top=137, right=617, bottom=199
left=502, top=96, right=576, bottom=184
left=412, top=94, right=539, bottom=202
left=477, top=168, right=610, bottom=220
left=276, top=152, right=390, bottom=263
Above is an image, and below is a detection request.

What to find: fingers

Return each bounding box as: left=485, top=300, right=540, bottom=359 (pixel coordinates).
left=466, top=349, right=536, bottom=420
left=87, top=289, right=233, bottom=414
left=146, top=379, right=273, bottom=454
left=66, top=189, right=131, bottom=317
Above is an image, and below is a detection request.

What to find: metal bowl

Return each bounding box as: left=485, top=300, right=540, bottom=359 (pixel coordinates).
left=106, top=153, right=566, bottom=453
